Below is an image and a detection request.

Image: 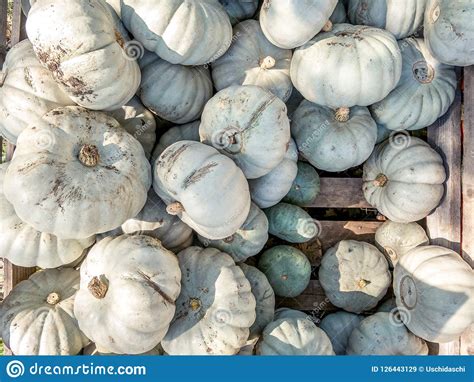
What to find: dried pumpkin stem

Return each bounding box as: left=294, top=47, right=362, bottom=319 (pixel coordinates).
left=224, top=235, right=235, bottom=244
left=335, top=107, right=350, bottom=122
left=322, top=20, right=333, bottom=32
left=189, top=298, right=201, bottom=311
left=88, top=275, right=109, bottom=299
left=46, top=292, right=61, bottom=305
left=260, top=56, right=276, bottom=70
left=79, top=144, right=100, bottom=167
left=167, top=202, right=185, bottom=216
left=373, top=173, right=389, bottom=187
left=358, top=279, right=370, bottom=288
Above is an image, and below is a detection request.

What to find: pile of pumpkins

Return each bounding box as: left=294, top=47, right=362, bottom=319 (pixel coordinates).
left=0, top=0, right=473, bottom=355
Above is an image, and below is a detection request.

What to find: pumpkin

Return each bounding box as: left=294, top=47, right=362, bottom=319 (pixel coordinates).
left=121, top=0, right=233, bottom=66
left=319, top=311, right=363, bottom=355
left=394, top=245, right=474, bottom=343
left=0, top=39, right=74, bottom=144
left=424, top=0, right=474, bottom=67
left=319, top=240, right=391, bottom=313
left=212, top=20, right=293, bottom=102
left=291, top=24, right=402, bottom=109
left=264, top=203, right=319, bottom=243
left=0, top=268, right=89, bottom=355
left=22, top=0, right=121, bottom=16
left=283, top=162, right=321, bottom=207
left=249, top=139, right=298, bottom=208
left=371, top=38, right=457, bottom=132
left=219, top=0, right=258, bottom=25
left=83, top=343, right=163, bottom=356
left=330, top=1, right=348, bottom=23
left=238, top=338, right=258, bottom=356
left=74, top=235, right=181, bottom=354
left=259, top=0, right=338, bottom=49
left=199, top=85, right=291, bottom=179
left=257, top=309, right=335, bottom=355
left=26, top=0, right=140, bottom=110
left=347, top=0, right=427, bottom=39
left=108, top=96, right=157, bottom=159
left=375, top=220, right=429, bottom=267
left=240, top=263, right=276, bottom=339
left=198, top=203, right=269, bottom=263
left=0, top=163, right=95, bottom=268
left=153, top=141, right=251, bottom=240
left=292, top=101, right=377, bottom=172
left=376, top=123, right=392, bottom=144
left=4, top=106, right=151, bottom=239
left=161, top=247, right=256, bottom=355
left=347, top=312, right=429, bottom=355
left=152, top=121, right=200, bottom=162
left=286, top=88, right=304, bottom=120
left=362, top=137, right=446, bottom=223
left=140, top=54, right=213, bottom=125
left=258, top=245, right=311, bottom=298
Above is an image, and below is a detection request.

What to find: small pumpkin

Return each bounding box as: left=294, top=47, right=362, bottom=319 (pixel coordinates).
left=200, top=85, right=291, bottom=179
left=162, top=247, right=256, bottom=355
left=319, top=311, right=363, bottom=355
left=371, top=38, right=457, bottom=132
left=257, top=308, right=335, bottom=355
left=363, top=137, right=446, bottom=223
left=319, top=240, right=391, bottom=313
left=153, top=141, right=251, bottom=240
left=291, top=24, right=402, bottom=109
left=83, top=343, right=163, bottom=356
left=258, top=245, right=311, bottom=298
left=347, top=312, right=429, bottom=355
left=292, top=101, right=377, bottom=172
left=375, top=220, right=429, bottom=267
left=74, top=235, right=181, bottom=354
left=283, top=162, right=321, bottom=207
left=394, top=245, right=474, bottom=343
left=249, top=139, right=298, bottom=208
left=219, top=0, right=259, bottom=25
left=198, top=203, right=269, bottom=263
left=0, top=268, right=89, bottom=355
left=212, top=20, right=293, bottom=102
left=152, top=121, right=200, bottom=162
left=140, top=54, right=213, bottom=124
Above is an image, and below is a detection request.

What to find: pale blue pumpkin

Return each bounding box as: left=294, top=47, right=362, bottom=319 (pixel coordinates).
left=283, top=162, right=321, bottom=207
left=219, top=0, right=259, bottom=25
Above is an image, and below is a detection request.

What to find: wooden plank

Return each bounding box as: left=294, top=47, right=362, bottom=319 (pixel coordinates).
left=307, top=178, right=372, bottom=209
left=276, top=280, right=336, bottom=313
left=10, top=0, right=22, bottom=45
left=0, top=0, right=7, bottom=64
left=318, top=220, right=382, bottom=252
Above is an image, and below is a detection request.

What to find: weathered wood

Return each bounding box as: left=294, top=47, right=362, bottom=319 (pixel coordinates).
left=0, top=0, right=7, bottom=64
left=275, top=280, right=336, bottom=313
left=11, top=0, right=22, bottom=45
left=318, top=220, right=382, bottom=252
left=307, top=178, right=372, bottom=209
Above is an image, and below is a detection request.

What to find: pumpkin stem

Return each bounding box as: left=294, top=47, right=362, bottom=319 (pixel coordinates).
left=385, top=247, right=398, bottom=262
left=322, top=20, right=333, bottom=32
left=358, top=279, right=370, bottom=288
left=259, top=56, right=276, bottom=70
left=46, top=292, right=61, bottom=305
left=0, top=70, right=6, bottom=86
left=79, top=144, right=100, bottom=167
left=167, top=202, right=185, bottom=216
left=373, top=173, right=388, bottom=187
left=262, top=0, right=271, bottom=9
left=224, top=235, right=235, bottom=244
left=335, top=107, right=350, bottom=122
left=189, top=298, right=201, bottom=311
left=281, top=274, right=289, bottom=281
left=88, top=275, right=109, bottom=299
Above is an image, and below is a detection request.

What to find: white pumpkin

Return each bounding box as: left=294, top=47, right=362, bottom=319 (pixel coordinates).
left=26, top=0, right=140, bottom=110
left=394, top=245, right=474, bottom=343
left=363, top=137, right=446, bottom=223
left=319, top=311, right=363, bottom=355
left=152, top=121, right=200, bottom=163
left=257, top=309, right=335, bottom=355
left=4, top=106, right=151, bottom=239
left=121, top=0, right=233, bottom=65
left=74, top=235, right=181, bottom=354
left=140, top=54, right=213, bottom=124
left=319, top=240, right=391, bottom=313
left=153, top=141, right=251, bottom=240
left=161, top=247, right=256, bottom=355
left=291, top=24, right=402, bottom=108
left=200, top=85, right=291, bottom=179
left=0, top=268, right=89, bottom=355
left=249, top=139, right=298, bottom=208
left=259, top=0, right=338, bottom=49
left=83, top=343, right=163, bottom=356
left=212, top=20, right=293, bottom=102
left=22, top=0, right=121, bottom=16
left=219, top=0, right=259, bottom=25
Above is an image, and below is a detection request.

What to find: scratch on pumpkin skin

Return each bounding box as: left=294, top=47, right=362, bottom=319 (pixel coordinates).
left=159, top=143, right=190, bottom=168
left=246, top=96, right=278, bottom=132
left=182, top=162, right=218, bottom=189
left=137, top=271, right=174, bottom=304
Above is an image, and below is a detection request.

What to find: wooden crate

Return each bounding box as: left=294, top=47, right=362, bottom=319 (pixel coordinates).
left=1, top=0, right=472, bottom=356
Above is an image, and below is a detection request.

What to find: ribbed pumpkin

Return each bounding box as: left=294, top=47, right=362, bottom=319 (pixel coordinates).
left=219, top=0, right=259, bottom=25
left=22, top=0, right=121, bottom=16
left=83, top=343, right=163, bottom=356
left=319, top=311, right=363, bottom=355
left=152, top=121, right=200, bottom=162
left=371, top=38, right=457, bottom=131
left=363, top=137, right=446, bottom=223
left=283, top=162, right=321, bottom=207
left=212, top=20, right=293, bottom=102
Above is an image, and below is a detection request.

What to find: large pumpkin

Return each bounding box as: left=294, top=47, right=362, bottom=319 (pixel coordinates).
left=200, top=85, right=291, bottom=179
left=0, top=39, right=74, bottom=144
left=26, top=0, right=140, bottom=110
left=0, top=268, right=89, bottom=355
left=362, top=137, right=446, bottom=223
left=371, top=38, right=457, bottom=131
left=292, top=101, right=377, bottom=172
left=152, top=121, right=200, bottom=162
left=3, top=106, right=151, bottom=239
left=283, top=162, right=321, bottom=207
left=394, top=245, right=474, bottom=343
left=219, top=0, right=259, bottom=25
left=319, top=311, right=363, bottom=355
left=212, top=20, right=293, bottom=102
left=291, top=24, right=402, bottom=109
left=153, top=141, right=251, bottom=240
left=121, top=0, right=233, bottom=65
left=424, top=0, right=474, bottom=66
left=22, top=0, right=121, bottom=16
left=259, top=0, right=338, bottom=49
left=74, top=235, right=181, bottom=354
left=161, top=247, right=256, bottom=355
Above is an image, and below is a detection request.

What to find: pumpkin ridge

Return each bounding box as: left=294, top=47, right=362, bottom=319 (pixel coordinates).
left=137, top=271, right=174, bottom=305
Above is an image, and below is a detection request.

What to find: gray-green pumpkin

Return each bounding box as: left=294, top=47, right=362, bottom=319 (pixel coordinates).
left=283, top=162, right=321, bottom=206
left=265, top=203, right=319, bottom=243
left=219, top=0, right=258, bottom=25
left=258, top=245, right=311, bottom=298
left=319, top=311, right=363, bottom=355
left=151, top=121, right=200, bottom=163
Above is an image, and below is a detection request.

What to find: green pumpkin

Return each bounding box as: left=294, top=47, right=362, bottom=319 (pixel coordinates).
left=264, top=203, right=319, bottom=243
left=283, top=162, right=321, bottom=206
left=258, top=245, right=311, bottom=298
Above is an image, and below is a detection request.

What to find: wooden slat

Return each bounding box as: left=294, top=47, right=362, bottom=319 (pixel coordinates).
left=10, top=0, right=22, bottom=45
left=307, top=178, right=372, bottom=208
left=318, top=220, right=382, bottom=252
left=276, top=280, right=336, bottom=313
left=0, top=0, right=7, bottom=64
